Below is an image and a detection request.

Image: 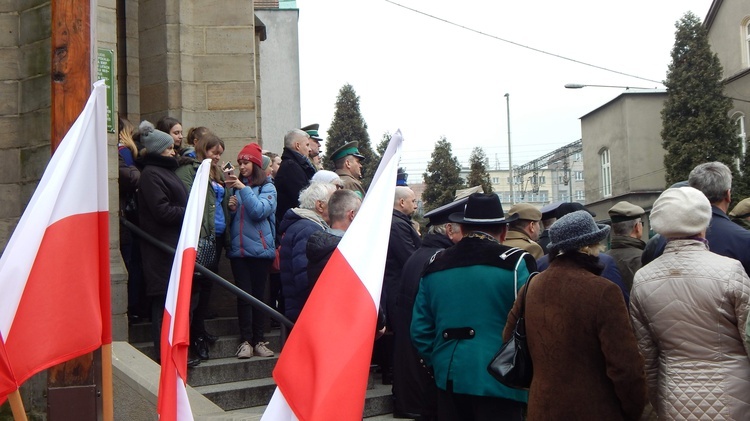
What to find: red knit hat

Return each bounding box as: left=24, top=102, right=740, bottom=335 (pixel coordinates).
left=237, top=143, right=263, bottom=167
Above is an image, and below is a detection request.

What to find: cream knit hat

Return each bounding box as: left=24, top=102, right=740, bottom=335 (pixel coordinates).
left=650, top=187, right=712, bottom=238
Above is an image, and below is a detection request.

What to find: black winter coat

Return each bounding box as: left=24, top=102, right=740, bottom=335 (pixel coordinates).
left=392, top=233, right=452, bottom=417
left=137, top=153, right=187, bottom=297
left=274, top=148, right=316, bottom=236
left=384, top=210, right=421, bottom=327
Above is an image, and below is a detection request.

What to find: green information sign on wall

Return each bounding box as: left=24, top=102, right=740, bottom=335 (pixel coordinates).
left=96, top=48, right=115, bottom=133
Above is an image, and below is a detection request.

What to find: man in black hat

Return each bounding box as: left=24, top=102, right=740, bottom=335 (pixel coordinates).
left=391, top=198, right=464, bottom=420
left=411, top=193, right=536, bottom=421
left=330, top=141, right=366, bottom=198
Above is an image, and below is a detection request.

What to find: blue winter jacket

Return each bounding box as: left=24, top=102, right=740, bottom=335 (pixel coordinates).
left=227, top=178, right=277, bottom=260
left=278, top=208, right=328, bottom=321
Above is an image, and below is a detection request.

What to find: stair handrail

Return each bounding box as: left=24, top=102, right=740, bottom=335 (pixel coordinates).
left=120, top=217, right=293, bottom=347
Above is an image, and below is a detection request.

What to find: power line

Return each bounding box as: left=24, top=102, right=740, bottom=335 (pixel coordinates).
left=384, top=0, right=663, bottom=85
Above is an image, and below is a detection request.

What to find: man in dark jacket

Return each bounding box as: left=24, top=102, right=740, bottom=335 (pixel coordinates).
left=392, top=198, right=465, bottom=420
left=377, top=186, right=421, bottom=384
left=689, top=161, right=750, bottom=274
left=605, top=201, right=646, bottom=292
left=274, top=129, right=316, bottom=234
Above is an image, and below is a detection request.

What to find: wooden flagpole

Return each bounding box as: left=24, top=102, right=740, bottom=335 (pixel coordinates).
left=8, top=390, right=28, bottom=421
left=101, top=344, right=113, bottom=421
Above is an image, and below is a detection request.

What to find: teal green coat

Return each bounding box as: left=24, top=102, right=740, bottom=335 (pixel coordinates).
left=175, top=160, right=230, bottom=245
left=410, top=236, right=534, bottom=403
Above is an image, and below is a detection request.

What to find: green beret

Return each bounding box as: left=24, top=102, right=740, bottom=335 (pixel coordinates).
left=730, top=197, right=750, bottom=218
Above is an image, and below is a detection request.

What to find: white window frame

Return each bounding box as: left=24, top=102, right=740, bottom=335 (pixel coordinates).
left=600, top=148, right=612, bottom=197
left=575, top=171, right=584, bottom=181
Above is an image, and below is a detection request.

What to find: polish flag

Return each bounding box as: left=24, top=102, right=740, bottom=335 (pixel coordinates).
left=262, top=131, right=404, bottom=420
left=0, top=80, right=111, bottom=402
left=157, top=158, right=212, bottom=420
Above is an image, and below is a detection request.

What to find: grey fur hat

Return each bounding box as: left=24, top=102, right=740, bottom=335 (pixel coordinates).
left=139, top=120, right=173, bottom=154
left=548, top=210, right=610, bottom=253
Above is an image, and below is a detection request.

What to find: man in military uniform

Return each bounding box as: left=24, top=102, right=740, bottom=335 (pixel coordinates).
left=605, top=201, right=646, bottom=292
left=411, top=193, right=535, bottom=421
left=503, top=202, right=544, bottom=259
left=301, top=123, right=323, bottom=170
left=330, top=141, right=366, bottom=198
left=729, top=197, right=750, bottom=230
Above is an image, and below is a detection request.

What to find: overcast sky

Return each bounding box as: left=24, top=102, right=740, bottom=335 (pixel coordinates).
left=296, top=0, right=712, bottom=182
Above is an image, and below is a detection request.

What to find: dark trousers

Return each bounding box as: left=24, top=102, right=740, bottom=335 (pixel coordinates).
left=191, top=234, right=223, bottom=338
left=437, top=388, right=523, bottom=421
left=231, top=256, right=270, bottom=345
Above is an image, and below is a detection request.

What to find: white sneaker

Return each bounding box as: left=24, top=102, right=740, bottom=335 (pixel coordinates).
left=235, top=341, right=253, bottom=359
left=254, top=341, right=274, bottom=357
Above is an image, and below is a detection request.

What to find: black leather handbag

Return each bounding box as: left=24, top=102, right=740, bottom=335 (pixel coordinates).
left=487, top=272, right=535, bottom=389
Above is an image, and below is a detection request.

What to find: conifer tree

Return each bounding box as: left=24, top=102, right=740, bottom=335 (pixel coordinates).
left=467, top=147, right=493, bottom=193
left=422, top=137, right=465, bottom=211
left=323, top=84, right=378, bottom=190
left=661, top=12, right=737, bottom=189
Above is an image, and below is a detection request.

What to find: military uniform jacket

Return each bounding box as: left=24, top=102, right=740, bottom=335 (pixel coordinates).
left=410, top=236, right=535, bottom=403
left=335, top=170, right=365, bottom=198
left=605, top=235, right=645, bottom=292
left=504, top=228, right=544, bottom=259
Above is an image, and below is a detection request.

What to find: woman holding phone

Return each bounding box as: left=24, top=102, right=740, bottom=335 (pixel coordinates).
left=226, top=143, right=277, bottom=359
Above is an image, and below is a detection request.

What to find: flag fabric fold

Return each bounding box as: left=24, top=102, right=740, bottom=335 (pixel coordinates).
left=0, top=80, right=110, bottom=403
left=157, top=158, right=212, bottom=421
left=262, top=130, right=404, bottom=421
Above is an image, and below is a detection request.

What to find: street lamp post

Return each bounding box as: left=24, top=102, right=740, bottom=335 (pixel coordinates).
left=564, top=83, right=658, bottom=90
left=505, top=93, right=513, bottom=204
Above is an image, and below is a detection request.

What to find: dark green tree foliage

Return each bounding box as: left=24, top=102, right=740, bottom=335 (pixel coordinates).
left=467, top=147, right=493, bottom=193
left=661, top=12, right=737, bottom=188
left=422, top=137, right=465, bottom=211
left=323, top=84, right=378, bottom=190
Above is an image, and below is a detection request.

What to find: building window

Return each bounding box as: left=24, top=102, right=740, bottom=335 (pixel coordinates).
left=575, top=190, right=584, bottom=201
left=574, top=152, right=582, bottom=161
left=492, top=177, right=499, bottom=184
left=539, top=175, right=546, bottom=184
left=559, top=192, right=569, bottom=202
left=600, top=148, right=612, bottom=197
left=539, top=191, right=548, bottom=202
left=574, top=171, right=584, bottom=181
left=745, top=19, right=750, bottom=67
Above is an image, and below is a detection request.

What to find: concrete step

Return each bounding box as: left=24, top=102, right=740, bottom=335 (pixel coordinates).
left=132, top=331, right=282, bottom=361
left=129, top=316, right=242, bottom=343
left=187, top=355, right=278, bottom=387
left=197, top=376, right=394, bottom=418
left=194, top=377, right=277, bottom=411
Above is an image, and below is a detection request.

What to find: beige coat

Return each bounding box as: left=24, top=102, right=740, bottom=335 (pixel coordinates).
left=630, top=240, right=750, bottom=420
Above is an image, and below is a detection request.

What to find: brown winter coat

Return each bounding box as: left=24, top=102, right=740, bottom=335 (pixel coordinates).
left=504, top=254, right=647, bottom=421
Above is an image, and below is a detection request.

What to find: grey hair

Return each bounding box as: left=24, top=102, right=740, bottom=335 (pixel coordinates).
left=298, top=182, right=337, bottom=210
left=689, top=161, right=732, bottom=203
left=393, top=186, right=414, bottom=207
left=328, top=189, right=361, bottom=224
left=428, top=223, right=459, bottom=236
left=284, top=129, right=309, bottom=149
left=611, top=219, right=638, bottom=236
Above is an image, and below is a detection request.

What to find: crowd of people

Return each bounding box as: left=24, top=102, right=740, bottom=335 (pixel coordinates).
left=119, top=117, right=750, bottom=420
left=117, top=117, right=365, bottom=366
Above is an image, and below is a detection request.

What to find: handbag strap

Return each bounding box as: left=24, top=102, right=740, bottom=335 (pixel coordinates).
left=518, top=271, right=538, bottom=318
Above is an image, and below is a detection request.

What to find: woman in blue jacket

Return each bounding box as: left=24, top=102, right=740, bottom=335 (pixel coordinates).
left=226, top=143, right=277, bottom=359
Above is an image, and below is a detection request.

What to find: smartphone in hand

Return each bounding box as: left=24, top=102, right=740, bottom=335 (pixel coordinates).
left=223, top=161, right=234, bottom=176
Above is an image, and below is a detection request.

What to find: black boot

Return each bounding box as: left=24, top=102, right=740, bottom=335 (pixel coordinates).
left=192, top=336, right=210, bottom=360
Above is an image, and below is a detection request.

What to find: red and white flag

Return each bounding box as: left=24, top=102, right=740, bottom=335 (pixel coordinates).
left=0, top=80, right=111, bottom=402
left=261, top=130, right=404, bottom=421
left=157, top=159, right=212, bottom=420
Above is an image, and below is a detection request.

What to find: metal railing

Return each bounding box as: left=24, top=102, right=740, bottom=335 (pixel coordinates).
left=120, top=217, right=293, bottom=347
